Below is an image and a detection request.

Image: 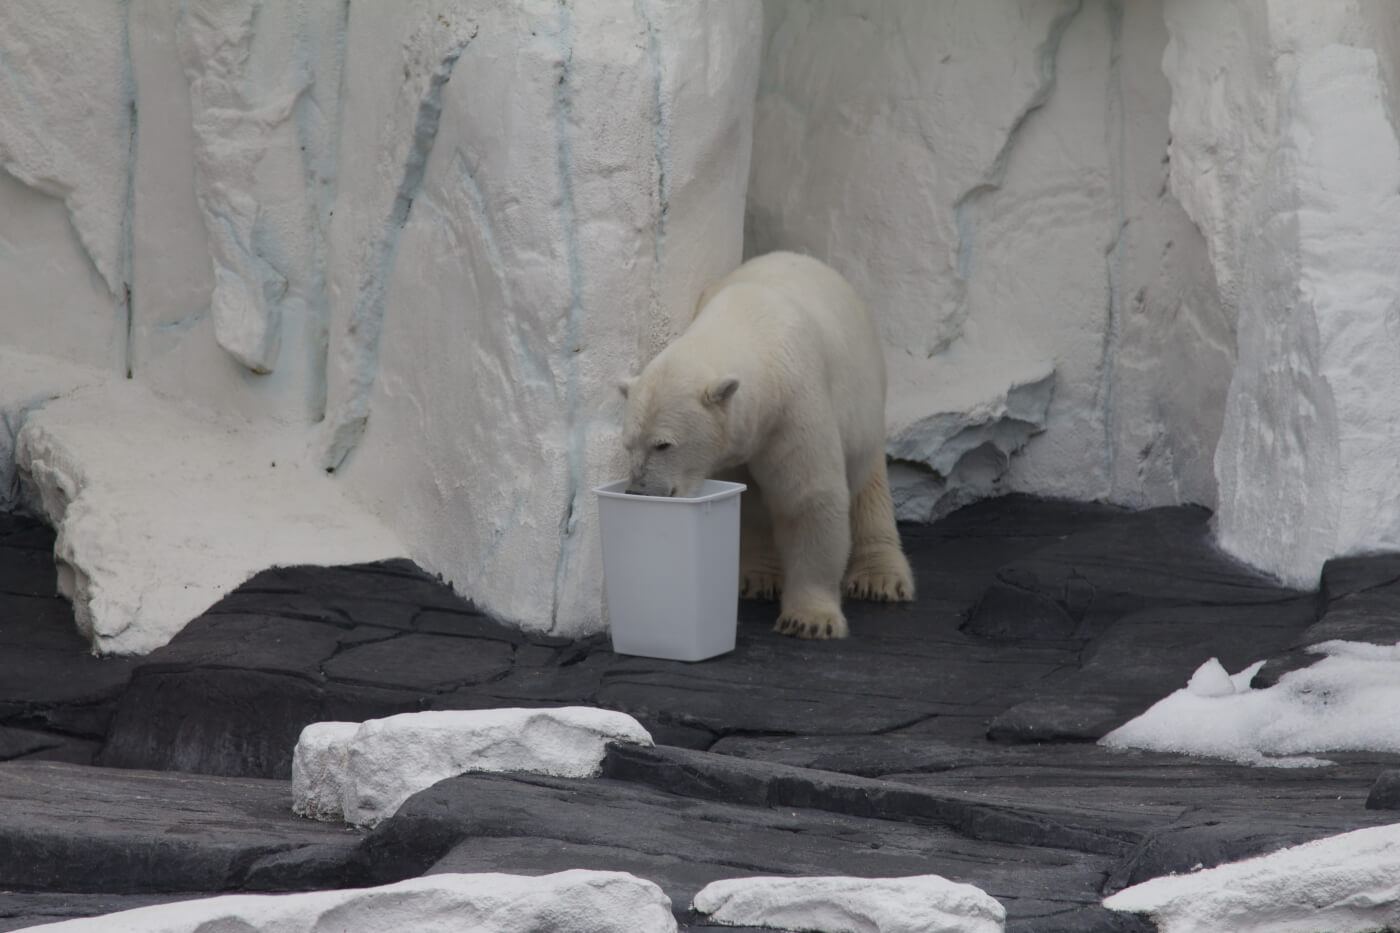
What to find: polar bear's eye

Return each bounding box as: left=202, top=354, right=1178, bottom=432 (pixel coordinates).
left=652, top=441, right=673, bottom=452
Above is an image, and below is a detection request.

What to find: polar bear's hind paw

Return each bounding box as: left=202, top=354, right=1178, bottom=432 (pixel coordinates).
left=775, top=609, right=849, bottom=639
left=844, top=570, right=914, bottom=601
left=843, top=550, right=916, bottom=602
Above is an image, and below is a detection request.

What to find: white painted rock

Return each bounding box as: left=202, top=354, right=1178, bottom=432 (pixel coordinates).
left=16, top=871, right=677, bottom=933
left=0, top=0, right=762, bottom=645
left=0, top=0, right=130, bottom=374
left=0, top=350, right=110, bottom=514
left=692, top=875, right=1005, bottom=933
left=319, top=0, right=762, bottom=640
left=1164, top=1, right=1400, bottom=588
left=1104, top=822, right=1400, bottom=933
left=885, top=348, right=1055, bottom=522
left=748, top=1, right=1231, bottom=514
left=292, top=706, right=653, bottom=827
left=14, top=380, right=406, bottom=655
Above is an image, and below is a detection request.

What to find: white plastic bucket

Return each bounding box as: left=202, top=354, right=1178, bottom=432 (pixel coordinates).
left=594, top=479, right=746, bottom=662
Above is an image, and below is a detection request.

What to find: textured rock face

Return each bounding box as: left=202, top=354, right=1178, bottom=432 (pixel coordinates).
left=748, top=0, right=1233, bottom=516
left=0, top=1, right=130, bottom=374
left=6, top=0, right=1400, bottom=639
left=1163, top=0, right=1400, bottom=588
left=320, top=1, right=762, bottom=637
left=0, top=0, right=761, bottom=644
left=292, top=707, right=654, bottom=826
left=15, top=871, right=678, bottom=933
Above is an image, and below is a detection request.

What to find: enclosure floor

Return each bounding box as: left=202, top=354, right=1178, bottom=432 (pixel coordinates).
left=2, top=496, right=1398, bottom=933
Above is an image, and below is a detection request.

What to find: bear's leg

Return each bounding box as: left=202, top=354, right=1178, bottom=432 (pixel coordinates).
left=738, top=479, right=783, bottom=600
left=770, top=490, right=851, bottom=639
left=843, top=455, right=916, bottom=601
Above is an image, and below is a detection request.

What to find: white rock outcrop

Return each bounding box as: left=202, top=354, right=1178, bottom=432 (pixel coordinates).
left=15, top=871, right=677, bottom=933
left=0, top=0, right=761, bottom=647
left=1163, top=0, right=1400, bottom=588
left=885, top=348, right=1055, bottom=522
left=292, top=706, right=653, bottom=827
left=15, top=380, right=404, bottom=655
left=320, top=1, right=762, bottom=638
left=7, top=0, right=1400, bottom=641
left=1103, top=822, right=1400, bottom=933
left=0, top=1, right=130, bottom=374
left=0, top=350, right=109, bottom=513
left=748, top=0, right=1232, bottom=514
left=692, top=875, right=1006, bottom=933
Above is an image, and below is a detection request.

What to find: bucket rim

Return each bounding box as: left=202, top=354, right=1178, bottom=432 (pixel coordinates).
left=594, top=478, right=747, bottom=504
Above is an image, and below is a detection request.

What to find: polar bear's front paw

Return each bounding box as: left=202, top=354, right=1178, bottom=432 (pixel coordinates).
left=741, top=571, right=783, bottom=601
left=774, top=608, right=849, bottom=640
left=843, top=549, right=916, bottom=602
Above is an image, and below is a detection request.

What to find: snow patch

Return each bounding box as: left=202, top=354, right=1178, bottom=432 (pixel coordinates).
left=1104, top=823, right=1400, bottom=933
left=692, top=875, right=1006, bottom=933
left=1101, top=643, right=1400, bottom=766
left=14, top=871, right=677, bottom=933
left=292, top=706, right=653, bottom=827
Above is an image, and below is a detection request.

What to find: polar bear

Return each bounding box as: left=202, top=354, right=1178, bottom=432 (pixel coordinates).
left=618, top=251, right=915, bottom=639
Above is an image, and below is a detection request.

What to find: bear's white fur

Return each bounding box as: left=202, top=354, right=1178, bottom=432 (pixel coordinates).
left=619, top=251, right=914, bottom=639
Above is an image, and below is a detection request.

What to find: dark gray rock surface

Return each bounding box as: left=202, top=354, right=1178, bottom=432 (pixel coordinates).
left=1368, top=769, right=1400, bottom=810
left=2, top=498, right=1399, bottom=932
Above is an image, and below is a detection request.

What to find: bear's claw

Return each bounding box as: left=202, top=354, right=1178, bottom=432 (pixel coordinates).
left=741, top=571, right=784, bottom=601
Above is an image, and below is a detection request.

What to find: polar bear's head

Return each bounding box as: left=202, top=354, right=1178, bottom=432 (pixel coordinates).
left=618, top=355, right=739, bottom=498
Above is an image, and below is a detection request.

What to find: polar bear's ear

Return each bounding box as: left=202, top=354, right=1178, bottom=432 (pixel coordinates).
left=703, top=376, right=740, bottom=407
left=618, top=378, right=636, bottom=399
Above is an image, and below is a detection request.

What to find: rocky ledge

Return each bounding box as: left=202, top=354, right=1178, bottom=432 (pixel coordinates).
left=2, top=496, right=1398, bottom=932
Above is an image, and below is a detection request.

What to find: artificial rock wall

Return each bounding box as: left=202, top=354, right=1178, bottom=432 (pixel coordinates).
left=3, top=0, right=1400, bottom=648
left=1163, top=0, right=1400, bottom=588
left=1, top=0, right=759, bottom=646
left=747, top=0, right=1233, bottom=519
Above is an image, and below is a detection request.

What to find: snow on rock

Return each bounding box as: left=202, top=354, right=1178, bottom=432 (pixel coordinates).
left=13, top=379, right=404, bottom=655
left=692, top=875, right=1005, bottom=933
left=15, top=871, right=677, bottom=933
left=1164, top=1, right=1400, bottom=588
left=1100, top=643, right=1400, bottom=766
left=1103, top=822, right=1400, bottom=933
left=292, top=707, right=654, bottom=827
left=748, top=1, right=1230, bottom=513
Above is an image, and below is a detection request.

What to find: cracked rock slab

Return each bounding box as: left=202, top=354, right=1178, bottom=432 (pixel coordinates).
left=292, top=706, right=653, bottom=826
left=0, top=760, right=363, bottom=894
left=361, top=769, right=1119, bottom=932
